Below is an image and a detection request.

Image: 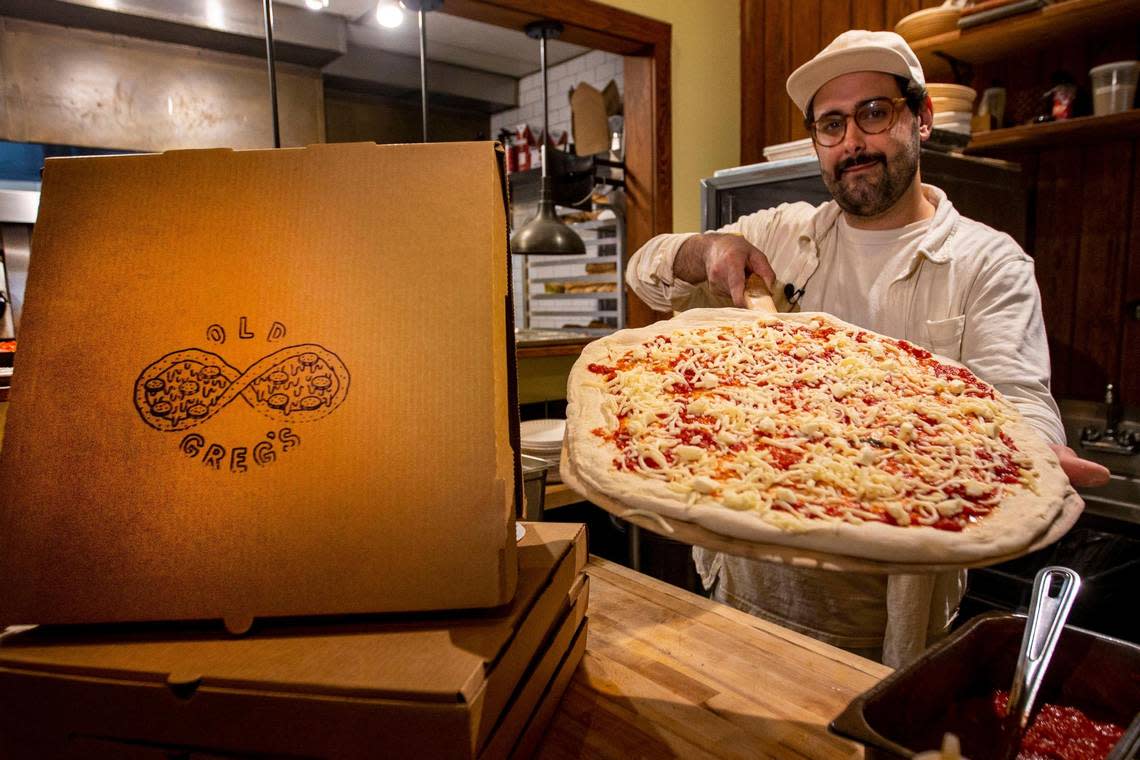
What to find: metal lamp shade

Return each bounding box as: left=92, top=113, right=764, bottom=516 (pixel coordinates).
left=511, top=19, right=586, bottom=257
left=511, top=175, right=586, bottom=256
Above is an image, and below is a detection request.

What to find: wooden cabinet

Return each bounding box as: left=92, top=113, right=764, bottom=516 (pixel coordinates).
left=918, top=0, right=1140, bottom=404
left=912, top=0, right=1140, bottom=78
left=906, top=0, right=1140, bottom=156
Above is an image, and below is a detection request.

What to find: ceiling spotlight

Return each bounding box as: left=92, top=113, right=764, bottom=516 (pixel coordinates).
left=304, top=0, right=330, bottom=10
left=376, top=2, right=404, bottom=27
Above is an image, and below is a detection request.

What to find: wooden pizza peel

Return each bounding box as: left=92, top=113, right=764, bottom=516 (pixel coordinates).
left=743, top=273, right=779, bottom=314
left=562, top=273, right=1085, bottom=574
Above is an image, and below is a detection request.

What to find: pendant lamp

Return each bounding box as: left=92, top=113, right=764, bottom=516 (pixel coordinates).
left=400, top=0, right=443, bottom=142
left=261, top=0, right=281, bottom=147
left=510, top=20, right=586, bottom=257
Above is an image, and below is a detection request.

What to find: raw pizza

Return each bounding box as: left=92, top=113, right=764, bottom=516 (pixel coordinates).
left=565, top=308, right=1074, bottom=564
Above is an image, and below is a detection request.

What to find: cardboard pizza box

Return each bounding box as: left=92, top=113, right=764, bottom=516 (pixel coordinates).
left=0, top=141, right=524, bottom=627
left=482, top=592, right=589, bottom=760
left=0, top=522, right=588, bottom=759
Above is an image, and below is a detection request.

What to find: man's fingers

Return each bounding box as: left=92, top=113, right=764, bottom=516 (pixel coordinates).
left=746, top=250, right=777, bottom=292
left=1066, top=458, right=1111, bottom=487
left=1049, top=444, right=1111, bottom=488
left=727, top=271, right=747, bottom=308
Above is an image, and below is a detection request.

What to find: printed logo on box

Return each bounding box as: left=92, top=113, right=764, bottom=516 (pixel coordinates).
left=132, top=317, right=350, bottom=474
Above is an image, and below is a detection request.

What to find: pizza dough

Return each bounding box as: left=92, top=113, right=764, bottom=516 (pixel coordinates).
left=565, top=308, right=1076, bottom=565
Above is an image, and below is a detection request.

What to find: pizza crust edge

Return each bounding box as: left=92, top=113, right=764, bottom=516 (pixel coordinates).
left=565, top=308, right=1073, bottom=564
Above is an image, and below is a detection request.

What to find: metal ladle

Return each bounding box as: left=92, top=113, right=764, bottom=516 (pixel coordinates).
left=996, top=566, right=1082, bottom=760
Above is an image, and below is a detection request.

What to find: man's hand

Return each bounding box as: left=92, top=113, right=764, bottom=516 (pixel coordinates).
left=674, top=233, right=777, bottom=308
left=1049, top=444, right=1111, bottom=488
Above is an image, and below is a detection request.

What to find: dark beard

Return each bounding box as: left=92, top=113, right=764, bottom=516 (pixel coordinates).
left=821, top=127, right=920, bottom=218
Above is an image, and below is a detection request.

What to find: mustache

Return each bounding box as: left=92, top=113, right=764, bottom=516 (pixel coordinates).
left=837, top=153, right=886, bottom=177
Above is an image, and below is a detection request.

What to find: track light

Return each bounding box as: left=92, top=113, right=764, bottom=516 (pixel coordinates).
left=376, top=2, right=404, bottom=27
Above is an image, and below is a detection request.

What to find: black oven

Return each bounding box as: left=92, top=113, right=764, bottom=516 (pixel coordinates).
left=960, top=491, right=1140, bottom=645
left=960, top=401, right=1140, bottom=646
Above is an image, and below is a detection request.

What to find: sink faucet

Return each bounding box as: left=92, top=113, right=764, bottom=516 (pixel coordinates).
left=1105, top=383, right=1123, bottom=435
left=1080, top=383, right=1139, bottom=455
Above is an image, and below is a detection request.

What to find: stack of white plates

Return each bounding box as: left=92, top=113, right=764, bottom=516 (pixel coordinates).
left=933, top=111, right=973, bottom=135
left=929, top=83, right=977, bottom=136
left=762, top=137, right=816, bottom=162
left=520, top=419, right=565, bottom=483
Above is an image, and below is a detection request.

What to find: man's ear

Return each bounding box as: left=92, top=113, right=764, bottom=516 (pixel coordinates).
left=917, top=95, right=934, bottom=142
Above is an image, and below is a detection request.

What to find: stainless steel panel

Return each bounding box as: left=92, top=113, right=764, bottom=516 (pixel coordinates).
left=699, top=152, right=1028, bottom=249
left=700, top=156, right=823, bottom=232
left=323, top=45, right=517, bottom=111
left=0, top=189, right=39, bottom=224
left=0, top=0, right=347, bottom=66
left=1078, top=475, right=1140, bottom=526
left=0, top=18, right=325, bottom=150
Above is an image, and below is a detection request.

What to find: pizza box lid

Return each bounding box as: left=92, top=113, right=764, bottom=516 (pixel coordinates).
left=0, top=142, right=523, bottom=627
left=0, top=521, right=587, bottom=758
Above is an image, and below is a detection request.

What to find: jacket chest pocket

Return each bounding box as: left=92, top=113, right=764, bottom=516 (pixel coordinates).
left=925, top=315, right=965, bottom=361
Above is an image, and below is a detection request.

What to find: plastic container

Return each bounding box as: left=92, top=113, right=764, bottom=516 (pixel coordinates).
left=1090, top=60, right=1139, bottom=116
left=978, top=86, right=1007, bottom=126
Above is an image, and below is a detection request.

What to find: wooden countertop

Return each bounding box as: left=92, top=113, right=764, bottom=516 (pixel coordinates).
left=536, top=557, right=892, bottom=759
left=516, top=339, right=591, bottom=359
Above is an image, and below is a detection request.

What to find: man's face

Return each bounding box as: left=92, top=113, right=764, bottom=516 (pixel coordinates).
left=811, top=72, right=930, bottom=218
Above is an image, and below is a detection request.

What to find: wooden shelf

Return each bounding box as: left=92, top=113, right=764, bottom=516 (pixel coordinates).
left=964, top=109, right=1140, bottom=154
left=913, top=0, right=1140, bottom=80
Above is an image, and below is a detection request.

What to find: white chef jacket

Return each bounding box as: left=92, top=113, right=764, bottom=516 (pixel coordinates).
left=624, top=184, right=1064, bottom=666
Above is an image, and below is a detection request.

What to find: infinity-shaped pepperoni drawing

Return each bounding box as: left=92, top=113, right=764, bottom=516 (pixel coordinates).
left=134, top=344, right=350, bottom=432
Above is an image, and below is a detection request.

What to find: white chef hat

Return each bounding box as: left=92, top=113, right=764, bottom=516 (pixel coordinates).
left=786, top=30, right=926, bottom=116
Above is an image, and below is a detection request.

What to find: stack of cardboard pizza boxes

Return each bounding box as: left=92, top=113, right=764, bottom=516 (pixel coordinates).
left=0, top=142, right=588, bottom=758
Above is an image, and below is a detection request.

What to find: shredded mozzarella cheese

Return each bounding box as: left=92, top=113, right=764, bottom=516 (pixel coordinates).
left=587, top=317, right=1037, bottom=531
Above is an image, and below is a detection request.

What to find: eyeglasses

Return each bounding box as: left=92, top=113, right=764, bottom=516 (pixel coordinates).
left=809, top=97, right=908, bottom=147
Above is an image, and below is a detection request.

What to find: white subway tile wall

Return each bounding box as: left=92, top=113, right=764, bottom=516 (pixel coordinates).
left=517, top=225, right=621, bottom=332
left=507, top=50, right=624, bottom=330
left=491, top=50, right=623, bottom=143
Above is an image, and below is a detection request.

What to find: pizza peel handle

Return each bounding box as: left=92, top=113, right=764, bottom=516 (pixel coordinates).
left=744, top=274, right=778, bottom=314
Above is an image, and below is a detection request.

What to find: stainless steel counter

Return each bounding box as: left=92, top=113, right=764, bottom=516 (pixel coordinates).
left=1060, top=398, right=1140, bottom=524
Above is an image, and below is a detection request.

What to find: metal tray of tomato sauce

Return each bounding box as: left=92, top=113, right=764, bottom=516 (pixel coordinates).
left=830, top=612, right=1140, bottom=758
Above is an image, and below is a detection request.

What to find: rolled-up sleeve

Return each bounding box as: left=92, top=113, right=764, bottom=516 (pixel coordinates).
left=626, top=208, right=796, bottom=313
left=625, top=231, right=699, bottom=312
left=961, top=256, right=1065, bottom=445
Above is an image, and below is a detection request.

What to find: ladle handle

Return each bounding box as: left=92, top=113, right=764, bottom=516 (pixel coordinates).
left=1003, top=566, right=1082, bottom=755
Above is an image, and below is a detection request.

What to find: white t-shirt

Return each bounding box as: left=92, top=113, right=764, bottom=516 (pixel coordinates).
left=805, top=215, right=932, bottom=330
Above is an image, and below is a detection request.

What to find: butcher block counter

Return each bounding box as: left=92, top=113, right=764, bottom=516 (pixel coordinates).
left=535, top=556, right=892, bottom=759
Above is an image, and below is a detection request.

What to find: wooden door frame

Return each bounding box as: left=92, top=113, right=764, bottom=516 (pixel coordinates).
left=440, top=0, right=672, bottom=328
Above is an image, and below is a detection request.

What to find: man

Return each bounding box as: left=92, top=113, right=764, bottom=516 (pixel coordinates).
left=625, top=30, right=1108, bottom=666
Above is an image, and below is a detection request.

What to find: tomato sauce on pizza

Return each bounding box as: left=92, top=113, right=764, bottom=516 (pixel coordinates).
left=582, top=315, right=1038, bottom=533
